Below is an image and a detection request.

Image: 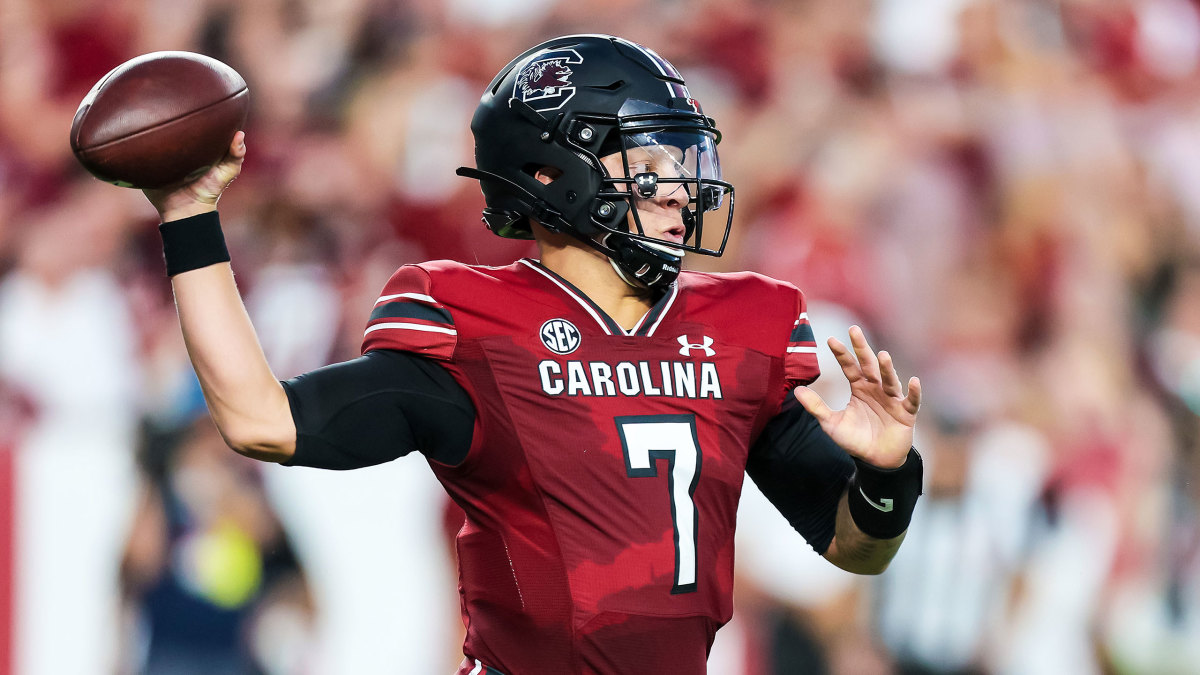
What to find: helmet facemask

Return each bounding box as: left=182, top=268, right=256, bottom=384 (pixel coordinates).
left=566, top=101, right=735, bottom=289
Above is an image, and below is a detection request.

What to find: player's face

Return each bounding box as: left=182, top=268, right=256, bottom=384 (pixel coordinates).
left=600, top=144, right=689, bottom=245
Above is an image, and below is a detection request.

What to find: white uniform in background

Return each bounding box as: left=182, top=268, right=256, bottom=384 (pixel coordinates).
left=248, top=260, right=457, bottom=674
left=0, top=268, right=141, bottom=675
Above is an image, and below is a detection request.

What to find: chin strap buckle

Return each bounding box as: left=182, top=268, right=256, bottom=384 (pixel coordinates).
left=529, top=200, right=562, bottom=229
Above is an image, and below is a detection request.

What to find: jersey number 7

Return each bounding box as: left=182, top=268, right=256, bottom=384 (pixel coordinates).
left=615, top=414, right=702, bottom=594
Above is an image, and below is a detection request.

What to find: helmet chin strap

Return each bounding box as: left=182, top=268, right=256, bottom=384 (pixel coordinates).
left=600, top=233, right=685, bottom=290
left=609, top=257, right=645, bottom=289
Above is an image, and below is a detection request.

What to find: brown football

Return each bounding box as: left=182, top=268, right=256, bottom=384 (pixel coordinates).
left=70, top=51, right=249, bottom=190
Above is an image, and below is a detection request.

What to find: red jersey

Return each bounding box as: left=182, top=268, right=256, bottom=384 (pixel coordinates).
left=362, top=259, right=818, bottom=675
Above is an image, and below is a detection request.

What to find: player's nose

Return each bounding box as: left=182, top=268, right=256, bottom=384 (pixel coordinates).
left=650, top=182, right=686, bottom=210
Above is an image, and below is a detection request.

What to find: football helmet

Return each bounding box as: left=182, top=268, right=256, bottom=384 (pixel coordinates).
left=457, top=34, right=734, bottom=289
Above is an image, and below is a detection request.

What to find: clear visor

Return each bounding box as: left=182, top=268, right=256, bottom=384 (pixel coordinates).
left=600, top=128, right=733, bottom=257
left=619, top=130, right=721, bottom=188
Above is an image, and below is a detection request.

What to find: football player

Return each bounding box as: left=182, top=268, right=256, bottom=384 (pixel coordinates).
left=143, top=34, right=924, bottom=675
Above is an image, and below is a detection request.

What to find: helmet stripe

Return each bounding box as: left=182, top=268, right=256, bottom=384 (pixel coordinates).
left=611, top=36, right=679, bottom=98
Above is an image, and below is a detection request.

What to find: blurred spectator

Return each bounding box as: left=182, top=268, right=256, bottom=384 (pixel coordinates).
left=873, top=414, right=1048, bottom=675
left=241, top=211, right=461, bottom=674
left=120, top=419, right=311, bottom=675
left=0, top=182, right=143, bottom=675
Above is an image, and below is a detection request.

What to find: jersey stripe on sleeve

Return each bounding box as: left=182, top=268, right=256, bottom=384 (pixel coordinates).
left=362, top=265, right=457, bottom=360
left=784, top=301, right=820, bottom=386
left=787, top=312, right=818, bottom=353
left=369, top=298, right=454, bottom=325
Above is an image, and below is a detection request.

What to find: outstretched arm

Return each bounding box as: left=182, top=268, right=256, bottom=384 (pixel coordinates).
left=795, top=326, right=923, bottom=574
left=143, top=132, right=297, bottom=462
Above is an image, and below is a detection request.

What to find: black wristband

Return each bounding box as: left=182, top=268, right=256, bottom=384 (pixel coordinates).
left=159, top=211, right=230, bottom=276
left=847, top=447, right=923, bottom=539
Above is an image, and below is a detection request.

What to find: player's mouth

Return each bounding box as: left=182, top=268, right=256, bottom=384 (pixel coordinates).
left=661, top=223, right=686, bottom=245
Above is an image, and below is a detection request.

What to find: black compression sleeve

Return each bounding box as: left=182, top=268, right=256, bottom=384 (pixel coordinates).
left=746, top=395, right=854, bottom=555
left=281, top=350, right=475, bottom=470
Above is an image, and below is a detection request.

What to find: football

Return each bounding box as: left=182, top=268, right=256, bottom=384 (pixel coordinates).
left=69, top=51, right=249, bottom=190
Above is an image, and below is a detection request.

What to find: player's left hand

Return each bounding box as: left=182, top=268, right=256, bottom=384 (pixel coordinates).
left=794, top=325, right=921, bottom=469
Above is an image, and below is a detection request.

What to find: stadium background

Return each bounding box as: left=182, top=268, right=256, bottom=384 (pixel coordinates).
left=1, top=0, right=1199, bottom=673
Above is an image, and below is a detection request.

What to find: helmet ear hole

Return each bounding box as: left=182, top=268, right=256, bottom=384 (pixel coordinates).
left=527, top=165, right=562, bottom=185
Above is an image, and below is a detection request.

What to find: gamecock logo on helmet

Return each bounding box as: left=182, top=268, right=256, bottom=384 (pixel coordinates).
left=513, top=48, right=584, bottom=112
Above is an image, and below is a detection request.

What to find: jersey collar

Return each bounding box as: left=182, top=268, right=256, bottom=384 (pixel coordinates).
left=519, top=259, right=679, bottom=337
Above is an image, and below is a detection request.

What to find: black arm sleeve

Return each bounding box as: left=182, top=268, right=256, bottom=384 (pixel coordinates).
left=280, top=350, right=475, bottom=470
left=746, top=395, right=855, bottom=555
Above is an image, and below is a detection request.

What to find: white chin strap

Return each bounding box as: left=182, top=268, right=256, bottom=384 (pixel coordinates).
left=641, top=239, right=686, bottom=258
left=609, top=258, right=644, bottom=288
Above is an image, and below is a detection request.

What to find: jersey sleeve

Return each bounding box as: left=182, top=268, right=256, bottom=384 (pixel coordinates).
left=361, top=264, right=457, bottom=360
left=784, top=286, right=820, bottom=388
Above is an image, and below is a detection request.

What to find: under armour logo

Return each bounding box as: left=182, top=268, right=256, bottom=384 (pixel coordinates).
left=677, top=335, right=715, bottom=357
left=634, top=172, right=658, bottom=198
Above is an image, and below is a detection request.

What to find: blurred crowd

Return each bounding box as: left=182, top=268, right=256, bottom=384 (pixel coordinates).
left=2, top=0, right=1200, bottom=673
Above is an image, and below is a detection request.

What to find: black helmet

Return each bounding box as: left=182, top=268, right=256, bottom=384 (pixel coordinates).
left=457, top=34, right=734, bottom=289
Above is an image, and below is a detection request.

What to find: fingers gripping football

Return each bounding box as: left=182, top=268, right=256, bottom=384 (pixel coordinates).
left=143, top=132, right=246, bottom=222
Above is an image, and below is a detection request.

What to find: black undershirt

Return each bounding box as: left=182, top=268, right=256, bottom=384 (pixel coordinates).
left=746, top=395, right=855, bottom=554
left=281, top=350, right=475, bottom=468
left=281, top=349, right=852, bottom=552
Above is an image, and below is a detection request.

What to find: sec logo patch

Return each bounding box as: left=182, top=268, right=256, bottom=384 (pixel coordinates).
left=540, top=318, right=581, bottom=355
